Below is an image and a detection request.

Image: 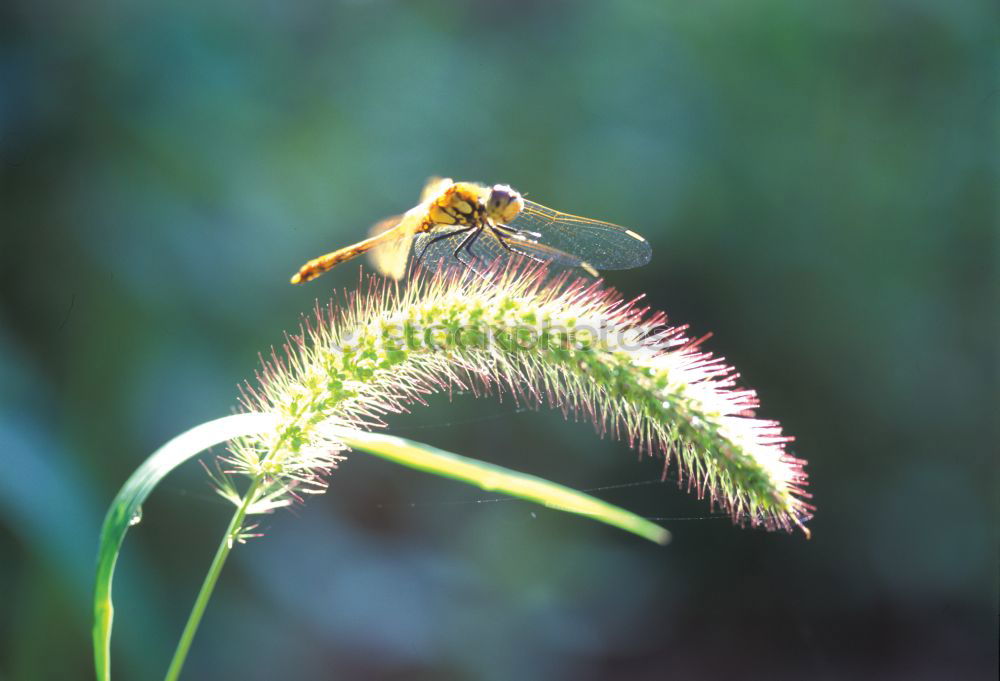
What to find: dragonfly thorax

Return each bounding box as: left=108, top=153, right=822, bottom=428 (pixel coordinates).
left=426, top=182, right=488, bottom=227
left=485, top=184, right=524, bottom=224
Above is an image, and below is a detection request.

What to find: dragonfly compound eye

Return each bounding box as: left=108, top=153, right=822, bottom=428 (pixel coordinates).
left=486, top=184, right=524, bottom=224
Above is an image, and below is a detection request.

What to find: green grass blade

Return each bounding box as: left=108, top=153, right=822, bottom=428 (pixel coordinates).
left=333, top=428, right=671, bottom=546
left=93, top=413, right=278, bottom=681
left=94, top=414, right=668, bottom=680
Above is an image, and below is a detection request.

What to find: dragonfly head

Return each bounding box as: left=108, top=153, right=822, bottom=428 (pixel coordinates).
left=485, top=184, right=524, bottom=224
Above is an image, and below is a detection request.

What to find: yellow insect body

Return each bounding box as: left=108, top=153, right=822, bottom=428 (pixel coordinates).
left=290, top=177, right=649, bottom=284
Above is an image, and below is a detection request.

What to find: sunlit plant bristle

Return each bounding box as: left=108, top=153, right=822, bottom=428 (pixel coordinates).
left=225, top=263, right=813, bottom=535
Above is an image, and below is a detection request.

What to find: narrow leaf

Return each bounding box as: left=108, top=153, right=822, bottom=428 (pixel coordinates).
left=334, top=428, right=670, bottom=545
left=93, top=413, right=279, bottom=681
left=94, top=413, right=664, bottom=680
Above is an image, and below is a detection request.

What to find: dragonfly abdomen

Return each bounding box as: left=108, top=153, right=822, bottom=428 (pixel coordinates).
left=290, top=227, right=403, bottom=284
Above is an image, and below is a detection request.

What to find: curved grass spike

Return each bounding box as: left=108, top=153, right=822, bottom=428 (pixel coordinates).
left=229, top=263, right=812, bottom=536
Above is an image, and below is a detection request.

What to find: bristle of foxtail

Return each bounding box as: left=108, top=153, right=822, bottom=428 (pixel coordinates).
left=227, top=261, right=812, bottom=534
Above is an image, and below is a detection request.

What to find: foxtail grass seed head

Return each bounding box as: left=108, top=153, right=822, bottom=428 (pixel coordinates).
left=223, top=264, right=813, bottom=536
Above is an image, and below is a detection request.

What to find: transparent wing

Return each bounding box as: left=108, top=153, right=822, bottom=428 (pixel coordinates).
left=411, top=225, right=597, bottom=278
left=366, top=213, right=415, bottom=280
left=419, top=176, right=453, bottom=203
left=366, top=179, right=454, bottom=279
left=505, top=200, right=651, bottom=270
left=410, top=226, right=480, bottom=275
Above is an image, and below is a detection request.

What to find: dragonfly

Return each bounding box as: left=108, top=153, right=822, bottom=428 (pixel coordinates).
left=290, top=177, right=651, bottom=284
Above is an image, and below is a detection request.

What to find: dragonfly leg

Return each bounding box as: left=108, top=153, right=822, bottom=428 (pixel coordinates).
left=494, top=224, right=542, bottom=239
left=493, top=228, right=544, bottom=261
left=493, top=229, right=549, bottom=266
left=490, top=227, right=517, bottom=253
left=416, top=226, right=475, bottom=263
left=492, top=225, right=544, bottom=258
left=455, top=226, right=485, bottom=260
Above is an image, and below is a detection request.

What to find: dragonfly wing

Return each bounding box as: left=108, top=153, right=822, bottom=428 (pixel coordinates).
left=413, top=225, right=597, bottom=278
left=367, top=178, right=453, bottom=279
left=506, top=200, right=652, bottom=270
left=411, top=224, right=478, bottom=273
left=419, top=176, right=453, bottom=203
left=367, top=213, right=416, bottom=280
left=501, top=233, right=599, bottom=276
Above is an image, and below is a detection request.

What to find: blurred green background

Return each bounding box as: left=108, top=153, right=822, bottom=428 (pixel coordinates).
left=1, top=1, right=995, bottom=679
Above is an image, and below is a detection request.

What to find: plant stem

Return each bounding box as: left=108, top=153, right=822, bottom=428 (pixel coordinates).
left=163, top=476, right=263, bottom=681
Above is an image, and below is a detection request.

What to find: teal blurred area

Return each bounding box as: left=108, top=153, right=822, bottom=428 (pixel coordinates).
left=1, top=0, right=996, bottom=679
